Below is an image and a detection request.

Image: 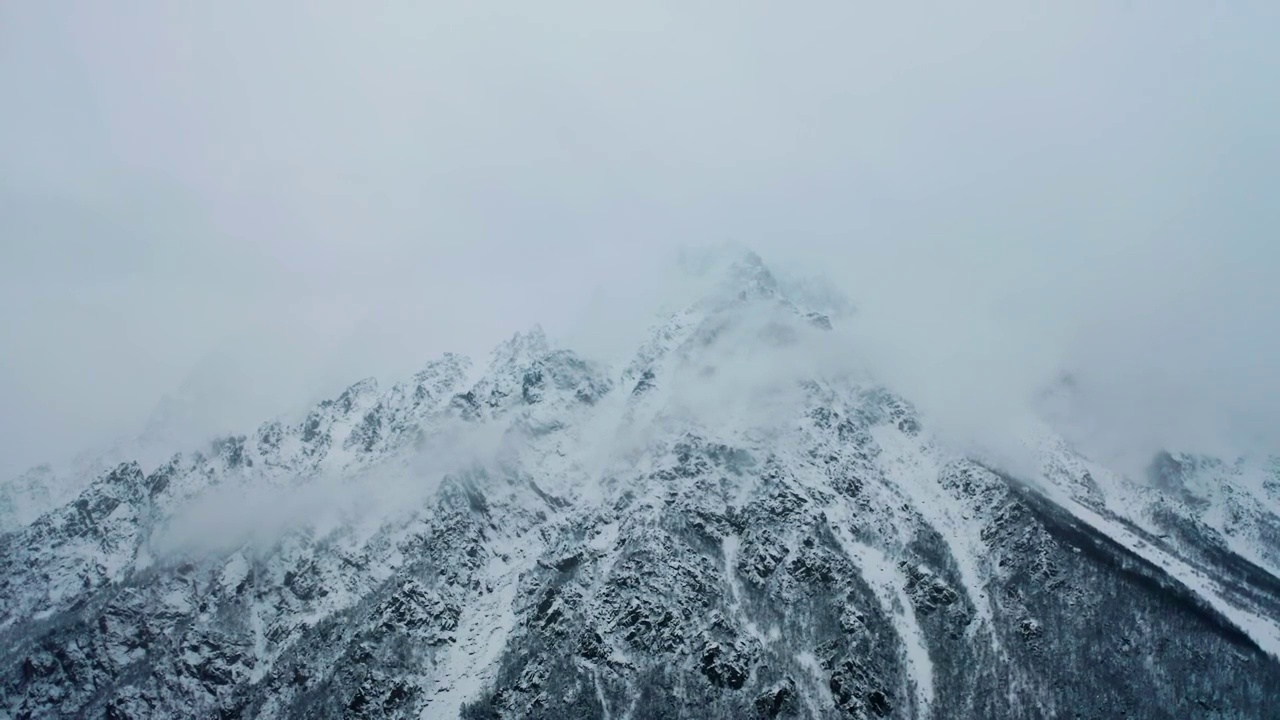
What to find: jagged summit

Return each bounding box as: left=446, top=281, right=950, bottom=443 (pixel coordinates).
left=708, top=248, right=781, bottom=302
left=1, top=250, right=1278, bottom=719
left=676, top=246, right=793, bottom=314
left=476, top=326, right=552, bottom=389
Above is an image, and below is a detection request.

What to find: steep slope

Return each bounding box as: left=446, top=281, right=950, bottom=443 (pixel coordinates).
left=1, top=253, right=1277, bottom=719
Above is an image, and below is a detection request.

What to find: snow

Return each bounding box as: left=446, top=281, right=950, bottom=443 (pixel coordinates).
left=824, top=506, right=935, bottom=716
left=794, top=650, right=834, bottom=717
left=1042, top=482, right=1280, bottom=660
left=871, top=425, right=995, bottom=630
left=220, top=553, right=250, bottom=593
left=721, top=534, right=770, bottom=647
left=589, top=520, right=620, bottom=552
left=247, top=590, right=271, bottom=682
left=421, top=527, right=540, bottom=718
left=1014, top=419, right=1280, bottom=660
left=160, top=588, right=193, bottom=615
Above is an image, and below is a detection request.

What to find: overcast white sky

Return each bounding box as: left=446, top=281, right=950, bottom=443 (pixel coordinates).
left=2, top=2, right=1278, bottom=478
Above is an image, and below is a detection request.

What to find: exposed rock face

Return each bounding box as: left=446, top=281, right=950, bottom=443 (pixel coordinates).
left=2, top=253, right=1278, bottom=719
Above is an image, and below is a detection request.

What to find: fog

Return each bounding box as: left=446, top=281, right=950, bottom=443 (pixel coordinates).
left=3, top=2, right=1278, bottom=480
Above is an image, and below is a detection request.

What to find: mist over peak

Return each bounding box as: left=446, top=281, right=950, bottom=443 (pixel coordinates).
left=5, top=3, right=1278, bottom=481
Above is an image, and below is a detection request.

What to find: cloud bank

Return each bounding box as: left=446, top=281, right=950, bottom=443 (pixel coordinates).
left=2, top=2, right=1278, bottom=478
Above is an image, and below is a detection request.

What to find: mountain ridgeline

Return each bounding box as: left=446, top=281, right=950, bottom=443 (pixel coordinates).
left=1, top=254, right=1278, bottom=719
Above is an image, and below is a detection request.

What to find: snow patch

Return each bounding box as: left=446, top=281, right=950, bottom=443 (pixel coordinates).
left=825, top=509, right=935, bottom=717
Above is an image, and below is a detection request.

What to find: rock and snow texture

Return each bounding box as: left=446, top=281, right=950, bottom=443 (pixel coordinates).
left=1, top=252, right=1278, bottom=719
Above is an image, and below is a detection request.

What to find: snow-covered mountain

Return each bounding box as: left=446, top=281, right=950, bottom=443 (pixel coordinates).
left=1, top=252, right=1277, bottom=719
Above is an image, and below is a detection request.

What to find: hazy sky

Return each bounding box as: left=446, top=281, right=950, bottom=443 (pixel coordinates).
left=2, top=2, right=1278, bottom=477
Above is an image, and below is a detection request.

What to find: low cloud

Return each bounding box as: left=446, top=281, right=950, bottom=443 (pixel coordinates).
left=2, top=2, right=1276, bottom=481
left=152, top=418, right=520, bottom=556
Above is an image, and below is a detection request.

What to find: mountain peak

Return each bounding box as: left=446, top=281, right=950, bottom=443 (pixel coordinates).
left=721, top=248, right=778, bottom=295
left=2, top=250, right=1279, bottom=719
left=676, top=244, right=784, bottom=309
left=490, top=325, right=551, bottom=370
